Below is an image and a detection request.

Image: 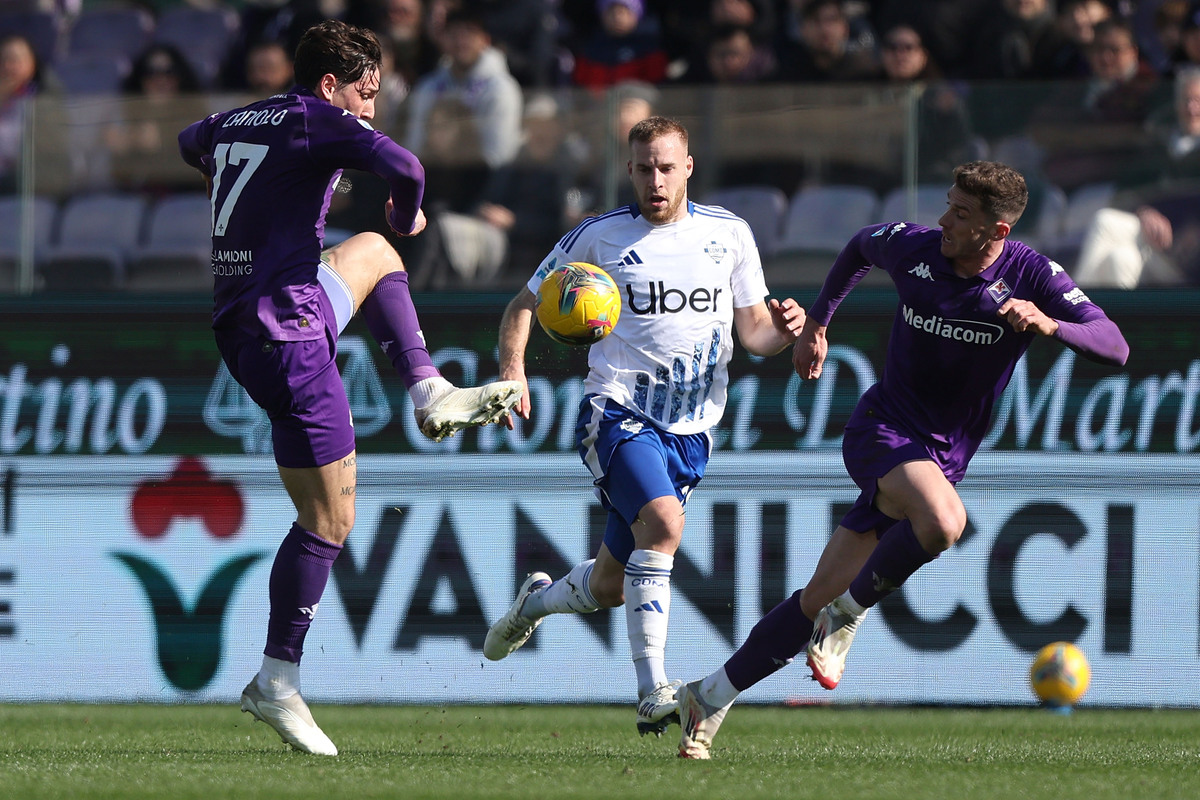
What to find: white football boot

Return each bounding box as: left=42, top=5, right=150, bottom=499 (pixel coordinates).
left=806, top=596, right=869, bottom=690
left=414, top=380, right=523, bottom=442
left=677, top=680, right=732, bottom=760
left=483, top=572, right=552, bottom=661
left=636, top=679, right=682, bottom=737
left=240, top=679, right=338, bottom=756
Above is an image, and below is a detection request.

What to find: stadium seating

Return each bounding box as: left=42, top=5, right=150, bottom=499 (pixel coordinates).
left=878, top=184, right=949, bottom=228
left=768, top=184, right=882, bottom=286
left=65, top=6, right=153, bottom=61
left=54, top=53, right=130, bottom=95
left=152, top=6, right=239, bottom=89
left=701, top=185, right=789, bottom=258
left=779, top=184, right=881, bottom=254
left=0, top=195, right=57, bottom=292
left=1040, top=181, right=1117, bottom=268
left=40, top=192, right=147, bottom=290
left=0, top=9, right=60, bottom=66
left=126, top=193, right=213, bottom=291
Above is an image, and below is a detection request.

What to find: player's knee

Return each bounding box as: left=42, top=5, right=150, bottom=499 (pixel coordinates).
left=919, top=507, right=966, bottom=554
left=632, top=509, right=684, bottom=552
left=591, top=573, right=624, bottom=608
left=312, top=503, right=355, bottom=545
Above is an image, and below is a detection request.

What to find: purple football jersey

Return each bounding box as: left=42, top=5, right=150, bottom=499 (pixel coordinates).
left=178, top=87, right=424, bottom=341
left=810, top=222, right=1123, bottom=472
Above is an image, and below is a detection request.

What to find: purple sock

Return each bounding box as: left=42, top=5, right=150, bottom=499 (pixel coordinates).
left=359, top=271, right=440, bottom=387
left=264, top=523, right=343, bottom=664
left=723, top=589, right=813, bottom=691
left=848, top=519, right=936, bottom=608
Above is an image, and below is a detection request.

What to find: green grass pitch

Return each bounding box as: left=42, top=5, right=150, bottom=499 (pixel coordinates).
left=3, top=703, right=1200, bottom=800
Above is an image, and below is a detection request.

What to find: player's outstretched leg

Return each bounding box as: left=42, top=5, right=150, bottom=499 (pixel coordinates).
left=677, top=680, right=733, bottom=760
left=806, top=593, right=868, bottom=690
left=240, top=677, right=338, bottom=756
left=355, top=267, right=524, bottom=442
left=414, top=380, right=523, bottom=442
left=483, top=571, right=553, bottom=660
left=636, top=679, right=682, bottom=737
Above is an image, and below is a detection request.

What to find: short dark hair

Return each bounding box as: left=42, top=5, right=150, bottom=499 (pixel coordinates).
left=953, top=161, right=1028, bottom=224
left=628, top=116, right=689, bottom=149
left=802, top=0, right=844, bottom=22
left=293, top=20, right=382, bottom=92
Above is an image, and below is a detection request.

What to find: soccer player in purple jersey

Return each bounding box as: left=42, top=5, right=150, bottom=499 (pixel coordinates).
left=177, top=20, right=522, bottom=755
left=676, top=161, right=1130, bottom=759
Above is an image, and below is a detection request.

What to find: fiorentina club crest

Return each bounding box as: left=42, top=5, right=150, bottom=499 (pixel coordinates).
left=987, top=279, right=1013, bottom=303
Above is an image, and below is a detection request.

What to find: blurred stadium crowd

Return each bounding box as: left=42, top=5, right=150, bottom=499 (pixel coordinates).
left=2, top=0, right=1200, bottom=291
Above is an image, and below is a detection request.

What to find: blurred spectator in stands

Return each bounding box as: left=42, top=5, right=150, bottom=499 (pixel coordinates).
left=467, top=0, right=560, bottom=87
left=971, top=0, right=1071, bottom=79
left=441, top=92, right=581, bottom=287
left=372, top=39, right=410, bottom=131
left=244, top=39, right=294, bottom=96
left=1080, top=19, right=1164, bottom=122
left=570, top=0, right=669, bottom=90
left=0, top=33, right=54, bottom=193
left=397, top=94, right=494, bottom=288
left=1047, top=0, right=1115, bottom=79
left=659, top=0, right=776, bottom=81
left=1033, top=19, right=1168, bottom=189
left=875, top=22, right=981, bottom=182
left=570, top=79, right=656, bottom=222
left=1166, top=0, right=1200, bottom=76
left=373, top=0, right=440, bottom=86
left=1143, top=0, right=1189, bottom=75
left=868, top=0, right=993, bottom=81
left=1073, top=66, right=1200, bottom=287
left=403, top=7, right=522, bottom=168
left=675, top=23, right=777, bottom=84
left=776, top=0, right=879, bottom=83
left=103, top=43, right=208, bottom=195
left=219, top=0, right=325, bottom=92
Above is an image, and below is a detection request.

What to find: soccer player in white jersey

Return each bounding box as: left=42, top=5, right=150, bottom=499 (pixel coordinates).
left=487, top=116, right=805, bottom=736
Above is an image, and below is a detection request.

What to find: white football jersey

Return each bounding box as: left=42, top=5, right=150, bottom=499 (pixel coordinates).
left=527, top=201, right=769, bottom=435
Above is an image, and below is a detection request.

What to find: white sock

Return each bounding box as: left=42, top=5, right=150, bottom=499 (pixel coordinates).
left=256, top=655, right=300, bottom=700
left=838, top=589, right=868, bottom=616
left=522, top=560, right=599, bottom=618
left=625, top=549, right=673, bottom=698
left=699, top=666, right=740, bottom=709
left=409, top=376, right=453, bottom=409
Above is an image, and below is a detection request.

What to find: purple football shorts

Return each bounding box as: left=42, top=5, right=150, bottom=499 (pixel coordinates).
left=839, top=400, right=960, bottom=538
left=214, top=288, right=354, bottom=469
left=575, top=395, right=711, bottom=565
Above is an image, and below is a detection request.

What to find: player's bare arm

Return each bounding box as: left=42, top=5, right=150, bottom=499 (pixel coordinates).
left=733, top=300, right=805, bottom=356
left=497, top=287, right=538, bottom=425
left=996, top=298, right=1059, bottom=336
left=792, top=315, right=828, bottom=380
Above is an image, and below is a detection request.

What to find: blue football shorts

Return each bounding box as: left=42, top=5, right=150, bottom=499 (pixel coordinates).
left=575, top=395, right=712, bottom=565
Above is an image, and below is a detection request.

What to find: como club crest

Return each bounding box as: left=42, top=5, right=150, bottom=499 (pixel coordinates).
left=703, top=240, right=727, bottom=263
